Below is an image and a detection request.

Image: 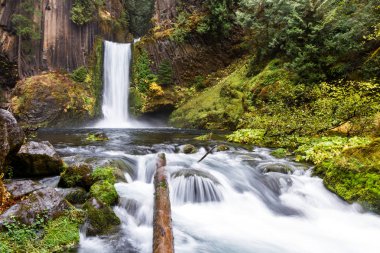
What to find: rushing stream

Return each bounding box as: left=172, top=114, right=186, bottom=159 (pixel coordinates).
left=35, top=128, right=380, bottom=253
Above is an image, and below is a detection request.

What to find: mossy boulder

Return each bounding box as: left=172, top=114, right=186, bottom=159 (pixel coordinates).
left=182, top=144, right=197, bottom=154
left=0, top=187, right=69, bottom=225
left=0, top=109, right=25, bottom=174
left=10, top=72, right=98, bottom=129
left=89, top=180, right=118, bottom=206
left=10, top=141, right=64, bottom=178
left=91, top=166, right=126, bottom=183
left=59, top=163, right=93, bottom=190
left=83, top=198, right=120, bottom=236
left=57, top=187, right=89, bottom=205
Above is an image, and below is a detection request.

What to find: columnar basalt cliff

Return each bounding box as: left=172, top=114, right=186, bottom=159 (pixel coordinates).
left=0, top=0, right=128, bottom=82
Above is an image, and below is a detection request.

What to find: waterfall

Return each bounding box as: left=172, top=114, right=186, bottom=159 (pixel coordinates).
left=95, top=41, right=147, bottom=128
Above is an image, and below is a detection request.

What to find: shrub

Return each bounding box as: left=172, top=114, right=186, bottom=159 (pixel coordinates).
left=70, top=66, right=88, bottom=83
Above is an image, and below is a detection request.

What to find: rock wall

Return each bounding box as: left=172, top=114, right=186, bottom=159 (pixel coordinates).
left=0, top=0, right=127, bottom=81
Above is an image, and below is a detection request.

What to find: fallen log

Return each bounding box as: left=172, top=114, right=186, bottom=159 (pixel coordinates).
left=153, top=153, right=174, bottom=253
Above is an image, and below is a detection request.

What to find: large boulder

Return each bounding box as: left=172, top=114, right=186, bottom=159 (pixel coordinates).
left=0, top=187, right=69, bottom=225
left=0, top=109, right=25, bottom=173
left=11, top=141, right=64, bottom=178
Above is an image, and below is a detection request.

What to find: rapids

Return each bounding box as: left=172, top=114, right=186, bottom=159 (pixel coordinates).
left=35, top=128, right=380, bottom=253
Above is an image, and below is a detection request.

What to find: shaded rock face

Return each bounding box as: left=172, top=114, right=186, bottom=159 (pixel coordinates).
left=11, top=141, right=63, bottom=178
left=57, top=187, right=89, bottom=205
left=0, top=109, right=25, bottom=173
left=140, top=35, right=243, bottom=86
left=0, top=186, right=69, bottom=225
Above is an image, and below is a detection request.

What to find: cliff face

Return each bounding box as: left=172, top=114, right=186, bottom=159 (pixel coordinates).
left=0, top=0, right=127, bottom=83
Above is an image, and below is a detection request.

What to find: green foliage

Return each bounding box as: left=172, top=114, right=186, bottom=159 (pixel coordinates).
left=201, top=0, right=237, bottom=36
left=90, top=180, right=118, bottom=206
left=133, top=48, right=157, bottom=93
left=271, top=148, right=290, bottom=158
left=227, top=129, right=265, bottom=144
left=158, top=60, right=173, bottom=86
left=70, top=66, right=88, bottom=83
left=11, top=0, right=40, bottom=40
left=70, top=0, right=103, bottom=25
left=0, top=209, right=84, bottom=252
left=313, top=139, right=380, bottom=212
left=124, top=0, right=154, bottom=36
left=237, top=0, right=380, bottom=82
left=294, top=137, right=371, bottom=164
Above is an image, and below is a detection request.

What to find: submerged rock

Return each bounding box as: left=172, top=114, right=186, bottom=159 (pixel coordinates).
left=261, top=163, right=293, bottom=174
left=83, top=198, right=120, bottom=236
left=182, top=144, right=197, bottom=154
left=11, top=141, right=64, bottom=178
left=86, top=132, right=109, bottom=142
left=216, top=144, right=230, bottom=152
left=59, top=163, right=93, bottom=189
left=0, top=187, right=69, bottom=225
left=0, top=109, right=25, bottom=173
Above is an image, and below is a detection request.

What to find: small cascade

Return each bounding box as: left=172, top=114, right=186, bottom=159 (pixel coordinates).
left=171, top=169, right=224, bottom=203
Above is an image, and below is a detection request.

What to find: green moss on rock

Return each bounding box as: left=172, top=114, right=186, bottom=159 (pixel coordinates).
left=59, top=163, right=93, bottom=190
left=89, top=180, right=118, bottom=206
left=83, top=198, right=120, bottom=236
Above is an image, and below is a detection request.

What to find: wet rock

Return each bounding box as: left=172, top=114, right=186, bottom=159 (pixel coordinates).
left=11, top=141, right=64, bottom=178
left=216, top=144, right=230, bottom=152
left=39, top=176, right=60, bottom=188
left=83, top=198, right=120, bottom=236
left=5, top=179, right=45, bottom=198
left=182, top=144, right=197, bottom=154
left=0, top=187, right=69, bottom=225
left=261, top=164, right=292, bottom=174
left=57, top=187, right=89, bottom=205
left=171, top=169, right=219, bottom=184
left=59, top=163, right=93, bottom=190
left=86, top=132, right=109, bottom=142
left=0, top=109, right=25, bottom=173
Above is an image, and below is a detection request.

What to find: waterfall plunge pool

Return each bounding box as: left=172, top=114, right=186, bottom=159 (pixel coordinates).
left=35, top=128, right=380, bottom=253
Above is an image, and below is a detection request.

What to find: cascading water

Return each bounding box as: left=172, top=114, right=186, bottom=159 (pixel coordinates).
left=36, top=129, right=380, bottom=253
left=95, top=41, right=146, bottom=128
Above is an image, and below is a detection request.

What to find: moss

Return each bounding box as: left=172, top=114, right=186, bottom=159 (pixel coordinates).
left=90, top=180, right=118, bottom=206
left=0, top=208, right=85, bottom=252
left=40, top=209, right=85, bottom=251
left=86, top=132, right=109, bottom=142
left=83, top=199, right=120, bottom=236
left=59, top=163, right=93, bottom=190
left=170, top=59, right=249, bottom=130
left=91, top=166, right=117, bottom=184
left=11, top=72, right=98, bottom=128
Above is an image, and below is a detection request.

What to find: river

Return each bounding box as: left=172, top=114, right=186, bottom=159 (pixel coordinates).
left=35, top=128, right=380, bottom=253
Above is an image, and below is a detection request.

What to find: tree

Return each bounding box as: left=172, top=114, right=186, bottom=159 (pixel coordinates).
left=158, top=60, right=173, bottom=86
left=12, top=0, right=40, bottom=78
left=236, top=0, right=380, bottom=82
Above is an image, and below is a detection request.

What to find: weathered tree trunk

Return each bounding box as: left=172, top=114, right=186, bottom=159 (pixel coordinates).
left=17, top=35, right=22, bottom=79
left=153, top=153, right=174, bottom=253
